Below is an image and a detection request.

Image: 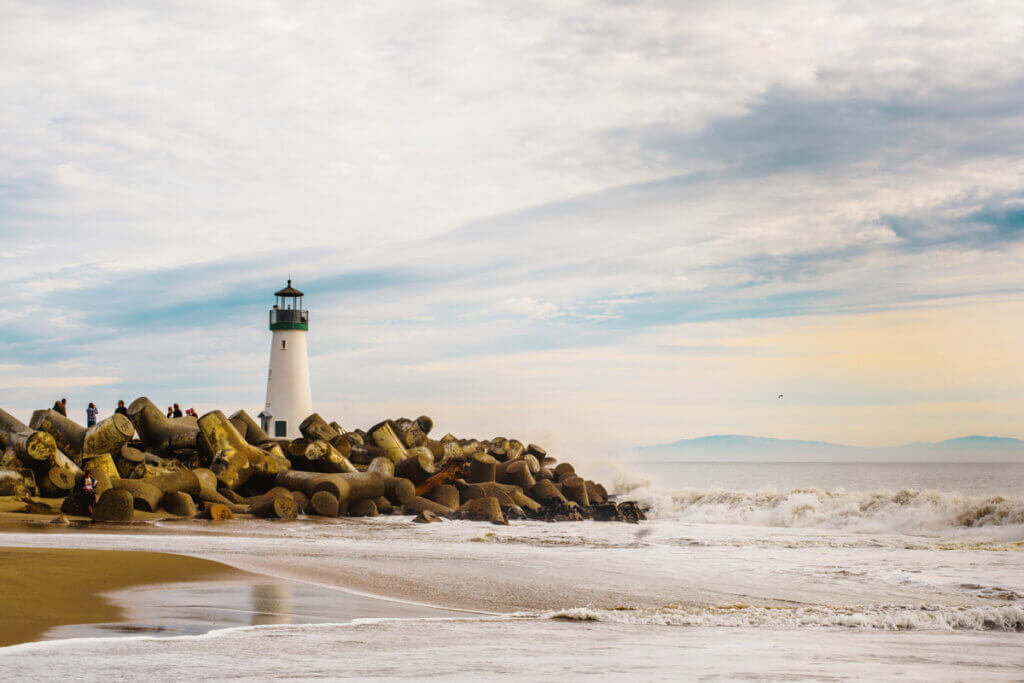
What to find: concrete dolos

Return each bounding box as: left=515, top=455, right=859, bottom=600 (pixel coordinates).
left=29, top=409, right=87, bottom=458
left=298, top=413, right=340, bottom=444
left=83, top=414, right=136, bottom=456
left=1, top=398, right=644, bottom=526
left=229, top=409, right=274, bottom=446
left=198, top=410, right=290, bottom=490
left=369, top=421, right=408, bottom=464
left=128, top=397, right=199, bottom=455
left=26, top=410, right=131, bottom=469
left=0, top=407, right=58, bottom=464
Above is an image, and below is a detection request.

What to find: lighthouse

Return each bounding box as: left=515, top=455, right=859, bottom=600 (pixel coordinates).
left=262, top=280, right=313, bottom=438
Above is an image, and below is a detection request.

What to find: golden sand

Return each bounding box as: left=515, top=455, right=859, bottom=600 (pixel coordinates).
left=0, top=547, right=245, bottom=647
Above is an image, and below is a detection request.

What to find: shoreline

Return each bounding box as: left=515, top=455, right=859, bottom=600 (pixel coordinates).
left=0, top=547, right=248, bottom=648
left=0, top=545, right=464, bottom=650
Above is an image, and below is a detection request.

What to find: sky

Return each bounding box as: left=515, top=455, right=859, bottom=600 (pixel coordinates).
left=2, top=0, right=1023, bottom=456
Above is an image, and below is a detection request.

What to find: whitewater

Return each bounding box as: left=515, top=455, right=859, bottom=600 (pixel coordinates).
left=0, top=462, right=1021, bottom=680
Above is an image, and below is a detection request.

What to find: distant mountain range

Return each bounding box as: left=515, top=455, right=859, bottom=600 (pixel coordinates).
left=635, top=435, right=1024, bottom=463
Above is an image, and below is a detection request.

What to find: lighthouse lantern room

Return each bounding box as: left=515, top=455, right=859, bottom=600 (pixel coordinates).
left=263, top=280, right=313, bottom=438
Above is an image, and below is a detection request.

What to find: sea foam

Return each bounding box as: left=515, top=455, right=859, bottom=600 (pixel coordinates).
left=539, top=603, right=1024, bottom=631
left=614, top=471, right=1024, bottom=534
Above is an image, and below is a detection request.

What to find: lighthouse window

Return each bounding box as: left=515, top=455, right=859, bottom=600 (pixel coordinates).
left=281, top=340, right=287, bottom=350
left=275, top=420, right=287, bottom=437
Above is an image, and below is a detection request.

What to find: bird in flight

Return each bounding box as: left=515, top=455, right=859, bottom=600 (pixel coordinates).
left=777, top=394, right=784, bottom=399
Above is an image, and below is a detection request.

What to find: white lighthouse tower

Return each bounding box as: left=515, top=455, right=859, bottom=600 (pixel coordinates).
left=262, top=280, right=313, bottom=438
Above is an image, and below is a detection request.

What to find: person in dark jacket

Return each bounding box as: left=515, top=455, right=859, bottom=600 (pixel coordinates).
left=86, top=402, right=99, bottom=427
left=166, top=406, right=174, bottom=418
left=172, top=404, right=183, bottom=418
left=114, top=400, right=129, bottom=417
left=53, top=398, right=67, bottom=416
left=81, top=473, right=97, bottom=514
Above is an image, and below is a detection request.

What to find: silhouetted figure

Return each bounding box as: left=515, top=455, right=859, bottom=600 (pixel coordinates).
left=172, top=403, right=183, bottom=418
left=115, top=400, right=129, bottom=417
left=86, top=402, right=99, bottom=427
left=167, top=406, right=174, bottom=418
left=53, top=398, right=67, bottom=416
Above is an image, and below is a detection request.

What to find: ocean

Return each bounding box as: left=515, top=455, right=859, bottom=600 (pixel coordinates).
left=1, top=461, right=1021, bottom=680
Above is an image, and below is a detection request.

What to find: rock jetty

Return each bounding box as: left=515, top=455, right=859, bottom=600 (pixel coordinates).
left=0, top=398, right=644, bottom=525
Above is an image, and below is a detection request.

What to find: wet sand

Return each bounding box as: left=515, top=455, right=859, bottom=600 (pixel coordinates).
left=0, top=547, right=246, bottom=647
left=0, top=545, right=463, bottom=649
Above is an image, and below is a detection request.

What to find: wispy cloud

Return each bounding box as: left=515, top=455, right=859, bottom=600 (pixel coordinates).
left=2, top=0, right=1023, bottom=446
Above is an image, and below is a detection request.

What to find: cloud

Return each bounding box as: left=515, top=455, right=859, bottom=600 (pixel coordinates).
left=487, top=298, right=562, bottom=320
left=2, top=0, right=1024, bottom=445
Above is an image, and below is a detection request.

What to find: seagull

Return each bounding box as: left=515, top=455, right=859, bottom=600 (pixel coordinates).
left=777, top=394, right=784, bottom=399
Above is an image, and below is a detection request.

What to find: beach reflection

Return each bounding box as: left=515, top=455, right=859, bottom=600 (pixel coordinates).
left=250, top=583, right=292, bottom=625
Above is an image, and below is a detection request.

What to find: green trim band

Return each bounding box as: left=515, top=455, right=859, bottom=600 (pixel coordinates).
left=270, top=322, right=309, bottom=331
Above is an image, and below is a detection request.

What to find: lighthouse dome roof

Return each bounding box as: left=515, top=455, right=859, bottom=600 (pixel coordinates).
left=274, top=279, right=304, bottom=297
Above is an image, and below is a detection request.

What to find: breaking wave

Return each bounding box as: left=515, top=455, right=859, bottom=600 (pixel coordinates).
left=615, top=473, right=1024, bottom=534
left=540, top=604, right=1024, bottom=631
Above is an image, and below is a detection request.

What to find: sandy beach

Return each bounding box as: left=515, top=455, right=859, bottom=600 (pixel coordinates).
left=0, top=547, right=245, bottom=647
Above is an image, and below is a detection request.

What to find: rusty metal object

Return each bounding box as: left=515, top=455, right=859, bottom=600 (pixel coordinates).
left=413, top=460, right=462, bottom=497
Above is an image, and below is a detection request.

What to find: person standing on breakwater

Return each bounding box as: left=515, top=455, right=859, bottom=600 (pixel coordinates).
left=86, top=402, right=98, bottom=427
left=53, top=398, right=67, bottom=416
left=172, top=404, right=183, bottom=418
left=166, top=406, right=174, bottom=418
left=114, top=400, right=128, bottom=417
